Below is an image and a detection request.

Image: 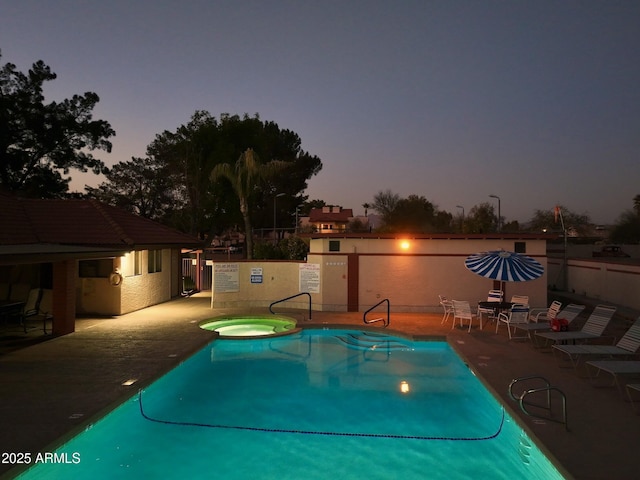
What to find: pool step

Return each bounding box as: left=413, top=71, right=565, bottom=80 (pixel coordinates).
left=335, top=332, right=412, bottom=351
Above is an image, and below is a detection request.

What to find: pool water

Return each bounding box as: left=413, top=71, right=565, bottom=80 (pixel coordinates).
left=199, top=314, right=297, bottom=337
left=18, top=330, right=564, bottom=479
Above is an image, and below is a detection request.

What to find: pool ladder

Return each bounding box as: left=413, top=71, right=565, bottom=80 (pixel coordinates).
left=363, top=299, right=390, bottom=327
left=508, top=376, right=568, bottom=431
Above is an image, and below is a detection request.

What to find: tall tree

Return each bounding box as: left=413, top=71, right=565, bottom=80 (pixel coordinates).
left=145, top=112, right=322, bottom=239
left=527, top=206, right=591, bottom=236
left=372, top=189, right=400, bottom=224
left=610, top=195, right=640, bottom=244
left=0, top=52, right=114, bottom=197
left=466, top=202, right=498, bottom=233
left=211, top=149, right=288, bottom=259
left=85, top=157, right=175, bottom=221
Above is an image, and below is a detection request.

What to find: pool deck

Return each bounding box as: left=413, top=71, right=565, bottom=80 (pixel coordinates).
left=1, top=293, right=638, bottom=479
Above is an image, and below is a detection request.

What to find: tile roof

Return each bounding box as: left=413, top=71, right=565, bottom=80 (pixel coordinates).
left=308, top=208, right=354, bottom=223
left=0, top=194, right=202, bottom=249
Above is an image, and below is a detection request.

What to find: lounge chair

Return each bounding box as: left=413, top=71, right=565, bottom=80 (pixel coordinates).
left=181, top=276, right=196, bottom=297
left=552, top=316, right=640, bottom=369
left=20, top=288, right=41, bottom=333
left=452, top=300, right=479, bottom=333
left=495, top=304, right=529, bottom=339
left=512, top=303, right=586, bottom=343
left=535, top=304, right=616, bottom=347
left=626, top=384, right=640, bottom=414
left=22, top=288, right=53, bottom=334
left=585, top=360, right=640, bottom=396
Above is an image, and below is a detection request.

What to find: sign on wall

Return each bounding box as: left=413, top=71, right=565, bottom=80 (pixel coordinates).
left=213, top=263, right=239, bottom=292
left=250, top=267, right=263, bottom=284
left=299, top=263, right=320, bottom=293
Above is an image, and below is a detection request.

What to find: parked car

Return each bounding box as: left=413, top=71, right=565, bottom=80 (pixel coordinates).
left=592, top=245, right=630, bottom=258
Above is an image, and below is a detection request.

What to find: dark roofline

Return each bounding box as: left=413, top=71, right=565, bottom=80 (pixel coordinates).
left=303, top=232, right=554, bottom=240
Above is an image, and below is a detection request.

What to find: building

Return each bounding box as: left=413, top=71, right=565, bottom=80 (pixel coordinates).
left=304, top=206, right=354, bottom=233
left=0, top=194, right=202, bottom=335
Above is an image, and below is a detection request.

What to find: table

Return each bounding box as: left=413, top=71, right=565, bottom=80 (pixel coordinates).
left=478, top=301, right=514, bottom=329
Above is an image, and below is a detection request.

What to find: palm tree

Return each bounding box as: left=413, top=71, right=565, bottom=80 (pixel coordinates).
left=633, top=194, right=640, bottom=216
left=362, top=202, right=370, bottom=217
left=211, top=148, right=287, bottom=259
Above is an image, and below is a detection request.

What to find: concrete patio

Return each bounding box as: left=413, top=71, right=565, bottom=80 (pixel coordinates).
left=1, top=292, right=638, bottom=479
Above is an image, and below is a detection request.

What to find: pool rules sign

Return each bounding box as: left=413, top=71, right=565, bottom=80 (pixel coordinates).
left=299, top=263, right=320, bottom=293
left=213, top=263, right=239, bottom=292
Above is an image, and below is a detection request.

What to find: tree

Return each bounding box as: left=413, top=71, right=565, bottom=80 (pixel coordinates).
left=85, top=157, right=175, bottom=221
left=372, top=189, right=400, bottom=224
left=371, top=191, right=452, bottom=233
left=144, top=112, right=322, bottom=239
left=211, top=149, right=288, bottom=259
left=610, top=195, right=640, bottom=244
left=527, top=206, right=592, bottom=236
left=0, top=52, right=114, bottom=197
left=465, top=202, right=497, bottom=233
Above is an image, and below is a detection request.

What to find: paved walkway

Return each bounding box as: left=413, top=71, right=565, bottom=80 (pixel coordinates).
left=1, top=293, right=639, bottom=479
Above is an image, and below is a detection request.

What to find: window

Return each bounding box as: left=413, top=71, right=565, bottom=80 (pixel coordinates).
left=329, top=240, right=340, bottom=252
left=148, top=249, right=163, bottom=273
left=514, top=242, right=526, bottom=253
left=121, top=251, right=142, bottom=277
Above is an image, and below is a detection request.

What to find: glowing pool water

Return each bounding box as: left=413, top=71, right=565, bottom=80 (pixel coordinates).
left=199, top=314, right=297, bottom=337
left=16, top=330, right=566, bottom=479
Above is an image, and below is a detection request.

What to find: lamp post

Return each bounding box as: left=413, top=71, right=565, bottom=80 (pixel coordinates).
left=456, top=205, right=464, bottom=231
left=273, top=192, right=285, bottom=244
left=489, top=194, right=501, bottom=232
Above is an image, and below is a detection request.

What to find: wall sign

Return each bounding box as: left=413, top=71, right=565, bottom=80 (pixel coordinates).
left=299, top=263, right=320, bottom=293
left=213, top=263, right=239, bottom=292
left=250, top=267, right=263, bottom=284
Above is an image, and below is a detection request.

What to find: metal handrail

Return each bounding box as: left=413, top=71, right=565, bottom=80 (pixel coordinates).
left=363, top=298, right=390, bottom=327
left=269, top=292, right=312, bottom=320
left=509, top=376, right=568, bottom=431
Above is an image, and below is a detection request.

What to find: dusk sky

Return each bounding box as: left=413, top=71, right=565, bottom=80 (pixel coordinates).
left=2, top=1, right=638, bottom=224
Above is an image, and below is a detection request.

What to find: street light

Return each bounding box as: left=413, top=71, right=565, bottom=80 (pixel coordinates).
left=489, top=194, right=501, bottom=232
left=273, top=192, right=285, bottom=244
left=456, top=205, right=464, bottom=231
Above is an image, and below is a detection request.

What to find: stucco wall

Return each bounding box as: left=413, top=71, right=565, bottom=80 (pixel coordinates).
left=210, top=261, right=311, bottom=310
left=76, top=249, right=176, bottom=315
left=562, top=259, right=640, bottom=311
left=210, top=237, right=548, bottom=313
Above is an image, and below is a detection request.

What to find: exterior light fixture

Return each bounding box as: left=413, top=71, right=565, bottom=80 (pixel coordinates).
left=400, top=240, right=411, bottom=251
left=400, top=380, right=410, bottom=394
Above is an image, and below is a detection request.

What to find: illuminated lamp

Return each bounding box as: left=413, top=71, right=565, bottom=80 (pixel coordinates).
left=400, top=380, right=410, bottom=394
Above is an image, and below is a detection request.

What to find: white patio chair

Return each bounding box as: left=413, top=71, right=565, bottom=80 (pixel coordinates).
left=439, top=295, right=454, bottom=325
left=529, top=300, right=562, bottom=323
left=496, top=304, right=530, bottom=339
left=452, top=300, right=480, bottom=333
left=477, top=289, right=503, bottom=327
left=510, top=295, right=529, bottom=305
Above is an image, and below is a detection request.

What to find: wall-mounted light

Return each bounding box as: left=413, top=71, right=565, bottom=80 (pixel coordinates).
left=400, top=240, right=411, bottom=251
left=400, top=380, right=410, bottom=394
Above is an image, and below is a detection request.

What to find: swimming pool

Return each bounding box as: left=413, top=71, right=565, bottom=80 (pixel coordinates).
left=17, top=330, right=564, bottom=479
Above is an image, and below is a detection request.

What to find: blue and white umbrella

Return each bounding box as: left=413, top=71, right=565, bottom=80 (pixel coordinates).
left=465, top=250, right=544, bottom=282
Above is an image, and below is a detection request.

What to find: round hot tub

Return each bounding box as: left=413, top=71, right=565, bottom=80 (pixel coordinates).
left=199, top=315, right=298, bottom=338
